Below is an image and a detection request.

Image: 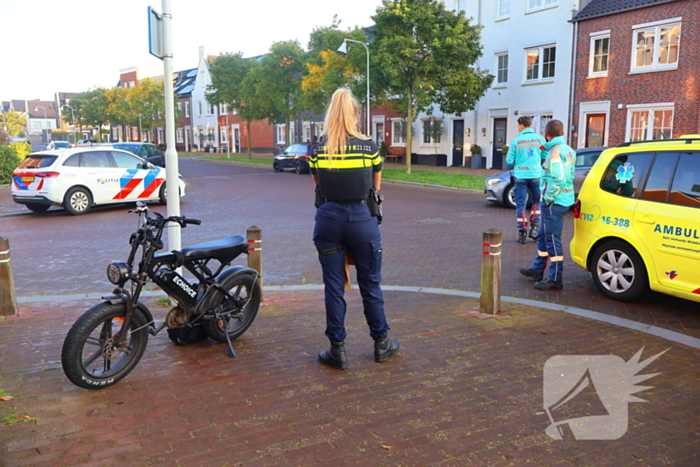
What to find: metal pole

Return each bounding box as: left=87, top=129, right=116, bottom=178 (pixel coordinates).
left=226, top=111, right=230, bottom=159
left=161, top=0, right=181, bottom=255
left=479, top=229, right=502, bottom=314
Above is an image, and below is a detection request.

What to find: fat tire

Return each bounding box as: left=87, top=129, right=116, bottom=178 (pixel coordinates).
left=203, top=273, right=261, bottom=343
left=590, top=240, right=648, bottom=302
left=26, top=203, right=50, bottom=213
left=64, top=187, right=92, bottom=215
left=61, top=302, right=149, bottom=389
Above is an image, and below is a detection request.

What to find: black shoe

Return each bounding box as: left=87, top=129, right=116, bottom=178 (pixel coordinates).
left=519, top=267, right=543, bottom=282
left=318, top=340, right=348, bottom=369
left=374, top=333, right=400, bottom=363
left=518, top=230, right=527, bottom=244
left=534, top=279, right=563, bottom=290
left=528, top=223, right=539, bottom=240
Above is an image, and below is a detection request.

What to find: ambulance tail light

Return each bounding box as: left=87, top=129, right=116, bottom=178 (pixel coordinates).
left=573, top=199, right=581, bottom=219
left=34, top=172, right=60, bottom=178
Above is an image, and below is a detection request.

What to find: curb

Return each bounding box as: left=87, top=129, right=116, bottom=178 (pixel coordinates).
left=16, top=285, right=700, bottom=350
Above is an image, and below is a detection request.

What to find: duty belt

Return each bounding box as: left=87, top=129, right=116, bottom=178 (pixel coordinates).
left=325, top=199, right=366, bottom=204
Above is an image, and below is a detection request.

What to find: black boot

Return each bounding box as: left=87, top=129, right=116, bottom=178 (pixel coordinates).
left=518, top=230, right=527, bottom=244
left=528, top=222, right=539, bottom=240
left=318, top=340, right=348, bottom=370
left=374, top=333, right=400, bottom=363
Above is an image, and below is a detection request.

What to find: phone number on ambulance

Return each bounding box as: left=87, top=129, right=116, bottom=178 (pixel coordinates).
left=580, top=214, right=630, bottom=227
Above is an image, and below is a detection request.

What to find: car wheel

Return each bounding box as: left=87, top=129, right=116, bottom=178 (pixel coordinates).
left=294, top=160, right=304, bottom=174
left=26, top=203, right=50, bottom=213
left=273, top=161, right=283, bottom=172
left=158, top=182, right=182, bottom=204
left=590, top=240, right=648, bottom=302
left=64, top=187, right=92, bottom=215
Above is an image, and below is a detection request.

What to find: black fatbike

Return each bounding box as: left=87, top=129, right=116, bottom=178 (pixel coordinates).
left=61, top=203, right=261, bottom=389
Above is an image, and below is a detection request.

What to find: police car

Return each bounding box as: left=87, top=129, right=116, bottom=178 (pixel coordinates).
left=571, top=136, right=700, bottom=303
left=11, top=147, right=186, bottom=215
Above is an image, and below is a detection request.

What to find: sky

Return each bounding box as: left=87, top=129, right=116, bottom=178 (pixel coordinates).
left=0, top=0, right=383, bottom=102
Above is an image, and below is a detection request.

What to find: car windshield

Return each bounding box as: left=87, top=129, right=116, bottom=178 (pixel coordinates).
left=114, top=144, right=139, bottom=154
left=17, top=155, right=58, bottom=169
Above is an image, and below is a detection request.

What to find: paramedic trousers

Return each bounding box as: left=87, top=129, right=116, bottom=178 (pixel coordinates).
left=530, top=202, right=568, bottom=282
left=313, top=202, right=388, bottom=342
left=514, top=178, right=541, bottom=232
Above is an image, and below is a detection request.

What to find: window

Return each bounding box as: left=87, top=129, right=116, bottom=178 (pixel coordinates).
left=82, top=151, right=112, bottom=168
left=627, top=105, right=674, bottom=141
left=498, top=0, right=510, bottom=18
left=220, top=126, right=228, bottom=143
left=314, top=123, right=324, bottom=138
left=589, top=34, right=610, bottom=77
left=422, top=119, right=442, bottom=144
left=207, top=103, right=215, bottom=116
left=185, top=102, right=190, bottom=118
left=392, top=120, right=406, bottom=145
left=527, top=0, right=557, bottom=12
left=131, top=128, right=138, bottom=141
left=177, top=102, right=182, bottom=113
left=525, top=45, right=556, bottom=82
left=496, top=53, right=508, bottom=84
left=538, top=114, right=553, bottom=136
left=220, top=103, right=228, bottom=115
left=176, top=128, right=184, bottom=143
left=632, top=20, right=680, bottom=72
left=669, top=152, right=700, bottom=208
left=600, top=152, right=653, bottom=198
left=276, top=125, right=286, bottom=145
left=642, top=152, right=678, bottom=203
left=304, top=124, right=311, bottom=142
left=197, top=101, right=202, bottom=116
left=141, top=130, right=149, bottom=142
left=455, top=0, right=465, bottom=13
left=111, top=152, right=143, bottom=169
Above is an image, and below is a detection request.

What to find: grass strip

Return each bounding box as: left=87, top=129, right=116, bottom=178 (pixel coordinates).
left=198, top=155, right=275, bottom=164
left=382, top=169, right=485, bottom=190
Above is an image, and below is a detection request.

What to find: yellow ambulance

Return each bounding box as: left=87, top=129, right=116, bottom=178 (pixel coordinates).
left=570, top=136, right=700, bottom=303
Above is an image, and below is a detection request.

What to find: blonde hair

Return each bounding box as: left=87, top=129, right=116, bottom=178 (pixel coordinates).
left=322, top=88, right=367, bottom=159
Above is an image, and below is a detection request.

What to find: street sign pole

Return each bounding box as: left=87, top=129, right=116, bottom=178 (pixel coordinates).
left=149, top=1, right=181, bottom=255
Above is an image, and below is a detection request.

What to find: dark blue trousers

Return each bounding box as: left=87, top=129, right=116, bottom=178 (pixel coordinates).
left=514, top=178, right=541, bottom=232
left=313, top=202, right=388, bottom=342
left=530, top=203, right=568, bottom=282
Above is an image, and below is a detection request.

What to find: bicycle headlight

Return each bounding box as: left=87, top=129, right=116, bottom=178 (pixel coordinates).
left=107, top=262, right=130, bottom=285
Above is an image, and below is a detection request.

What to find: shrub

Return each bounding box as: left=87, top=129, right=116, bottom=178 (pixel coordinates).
left=379, top=140, right=388, bottom=158
left=0, top=146, right=21, bottom=185
left=10, top=142, right=31, bottom=161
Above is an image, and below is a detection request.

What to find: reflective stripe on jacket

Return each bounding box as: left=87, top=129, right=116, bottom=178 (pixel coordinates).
left=506, top=129, right=545, bottom=180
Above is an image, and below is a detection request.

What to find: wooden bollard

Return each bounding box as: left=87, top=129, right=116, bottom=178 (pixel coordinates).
left=0, top=237, right=19, bottom=316
left=480, top=229, right=502, bottom=315
left=246, top=226, right=263, bottom=302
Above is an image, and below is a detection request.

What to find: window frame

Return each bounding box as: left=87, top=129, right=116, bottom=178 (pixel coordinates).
left=496, top=52, right=509, bottom=85
left=220, top=126, right=228, bottom=143
left=391, top=119, right=406, bottom=147
left=524, top=44, right=556, bottom=83
left=630, top=19, right=681, bottom=74
left=588, top=32, right=610, bottom=78
left=276, top=124, right=286, bottom=145
left=526, top=0, right=558, bottom=14
left=455, top=0, right=466, bottom=13
left=421, top=119, right=442, bottom=145
left=497, top=0, right=510, bottom=19
left=625, top=104, right=675, bottom=142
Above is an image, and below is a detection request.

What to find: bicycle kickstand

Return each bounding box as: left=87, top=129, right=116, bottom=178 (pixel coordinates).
left=224, top=327, right=238, bottom=358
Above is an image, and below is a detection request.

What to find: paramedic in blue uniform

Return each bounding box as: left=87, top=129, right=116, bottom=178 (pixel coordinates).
left=506, top=116, right=545, bottom=243
left=519, top=119, right=576, bottom=290
left=309, top=88, right=399, bottom=370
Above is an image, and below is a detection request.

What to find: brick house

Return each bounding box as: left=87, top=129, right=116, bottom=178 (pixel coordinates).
left=571, top=0, right=700, bottom=149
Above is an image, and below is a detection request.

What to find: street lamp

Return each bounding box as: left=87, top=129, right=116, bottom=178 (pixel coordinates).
left=337, top=39, right=370, bottom=136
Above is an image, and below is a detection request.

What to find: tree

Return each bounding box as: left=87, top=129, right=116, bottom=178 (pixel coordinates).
left=1, top=110, right=27, bottom=137
left=371, top=0, right=493, bottom=173
left=250, top=41, right=305, bottom=146
left=79, top=88, right=110, bottom=141
left=207, top=52, right=266, bottom=159
left=130, top=78, right=168, bottom=140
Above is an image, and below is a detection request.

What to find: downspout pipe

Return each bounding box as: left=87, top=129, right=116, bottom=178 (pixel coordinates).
left=568, top=15, right=579, bottom=149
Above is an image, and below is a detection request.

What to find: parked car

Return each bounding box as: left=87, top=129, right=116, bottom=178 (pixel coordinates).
left=112, top=142, right=166, bottom=167
left=11, top=147, right=186, bottom=215
left=484, top=147, right=607, bottom=208
left=47, top=141, right=72, bottom=149
left=273, top=143, right=311, bottom=174
left=571, top=136, right=700, bottom=303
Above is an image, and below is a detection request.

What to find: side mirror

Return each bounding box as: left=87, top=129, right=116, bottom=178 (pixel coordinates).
left=141, top=161, right=151, bottom=169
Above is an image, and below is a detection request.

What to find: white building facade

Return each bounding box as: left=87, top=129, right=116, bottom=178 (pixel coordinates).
left=417, top=0, right=590, bottom=169
left=191, top=46, right=219, bottom=151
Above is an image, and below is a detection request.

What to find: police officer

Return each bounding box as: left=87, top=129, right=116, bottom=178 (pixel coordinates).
left=519, top=119, right=576, bottom=290
left=506, top=116, right=545, bottom=243
left=310, top=88, right=399, bottom=370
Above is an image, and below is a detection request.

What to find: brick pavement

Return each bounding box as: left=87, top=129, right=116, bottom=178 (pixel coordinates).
left=0, top=290, right=698, bottom=466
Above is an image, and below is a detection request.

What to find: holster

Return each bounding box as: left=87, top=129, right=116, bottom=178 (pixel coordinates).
left=368, top=189, right=384, bottom=224
left=314, top=185, right=324, bottom=208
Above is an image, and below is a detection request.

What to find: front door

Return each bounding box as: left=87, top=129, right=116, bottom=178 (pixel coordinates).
left=452, top=119, right=464, bottom=166
left=585, top=113, right=606, bottom=148
left=374, top=122, right=384, bottom=145
left=492, top=118, right=507, bottom=169
left=232, top=125, right=241, bottom=152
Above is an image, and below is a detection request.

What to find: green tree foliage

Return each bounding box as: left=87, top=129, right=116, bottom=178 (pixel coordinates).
left=249, top=41, right=305, bottom=146
left=371, top=0, right=493, bottom=173
left=130, top=78, right=168, bottom=135
left=2, top=110, right=27, bottom=137
left=0, top=145, right=21, bottom=184
left=207, top=53, right=267, bottom=158
left=79, top=88, right=110, bottom=141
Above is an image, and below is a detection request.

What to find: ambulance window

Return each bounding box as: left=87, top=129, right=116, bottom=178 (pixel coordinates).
left=641, top=153, right=679, bottom=203
left=600, top=152, right=652, bottom=197
left=669, top=152, right=700, bottom=208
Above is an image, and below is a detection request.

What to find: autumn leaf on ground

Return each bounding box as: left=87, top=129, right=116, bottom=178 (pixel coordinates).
left=381, top=445, right=392, bottom=450
left=0, top=395, right=13, bottom=401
